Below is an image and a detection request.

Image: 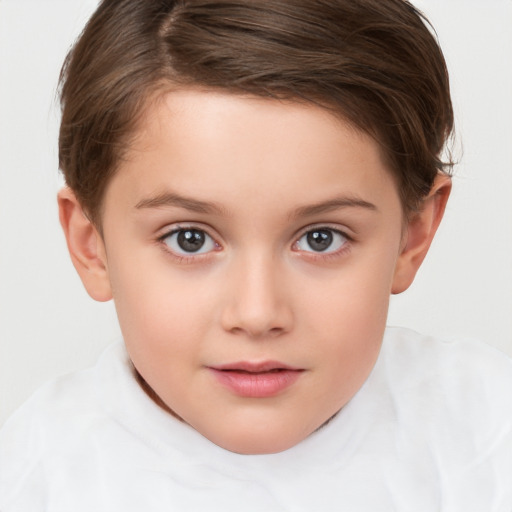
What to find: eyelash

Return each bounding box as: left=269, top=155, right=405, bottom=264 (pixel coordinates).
left=157, top=224, right=352, bottom=264
left=157, top=225, right=220, bottom=264
left=292, top=225, right=352, bottom=261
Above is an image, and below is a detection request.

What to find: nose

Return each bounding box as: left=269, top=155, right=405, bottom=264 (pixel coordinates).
left=220, top=253, right=294, bottom=339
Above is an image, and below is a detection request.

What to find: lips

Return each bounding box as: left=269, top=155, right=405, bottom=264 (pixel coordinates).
left=208, top=361, right=304, bottom=398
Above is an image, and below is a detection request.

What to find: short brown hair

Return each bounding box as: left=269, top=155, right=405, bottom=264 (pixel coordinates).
left=59, top=0, right=454, bottom=224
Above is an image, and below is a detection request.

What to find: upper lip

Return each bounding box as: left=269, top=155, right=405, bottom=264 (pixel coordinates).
left=210, top=361, right=303, bottom=373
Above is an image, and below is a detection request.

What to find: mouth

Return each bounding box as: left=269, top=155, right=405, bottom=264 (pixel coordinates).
left=208, top=361, right=305, bottom=398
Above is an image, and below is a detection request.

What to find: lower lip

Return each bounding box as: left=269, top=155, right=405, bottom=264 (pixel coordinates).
left=209, top=368, right=303, bottom=398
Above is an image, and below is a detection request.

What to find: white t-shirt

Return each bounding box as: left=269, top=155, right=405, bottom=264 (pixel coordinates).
left=1, top=327, right=512, bottom=511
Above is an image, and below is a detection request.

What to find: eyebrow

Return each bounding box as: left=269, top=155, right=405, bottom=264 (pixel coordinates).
left=135, top=192, right=225, bottom=215
left=135, top=191, right=377, bottom=218
left=290, top=196, right=378, bottom=219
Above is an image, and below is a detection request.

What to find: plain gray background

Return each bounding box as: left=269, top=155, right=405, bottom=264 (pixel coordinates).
left=1, top=0, right=511, bottom=425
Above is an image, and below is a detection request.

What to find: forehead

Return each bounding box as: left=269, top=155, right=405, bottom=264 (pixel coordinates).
left=104, top=89, right=401, bottom=222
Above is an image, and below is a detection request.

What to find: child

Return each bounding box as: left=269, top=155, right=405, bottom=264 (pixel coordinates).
left=1, top=0, right=511, bottom=510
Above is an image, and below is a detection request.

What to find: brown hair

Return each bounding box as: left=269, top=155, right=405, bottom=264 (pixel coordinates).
left=59, top=0, right=454, bottom=224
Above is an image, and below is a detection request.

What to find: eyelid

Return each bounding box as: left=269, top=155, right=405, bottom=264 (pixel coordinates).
left=292, top=224, right=353, bottom=258
left=293, top=223, right=353, bottom=242
left=157, top=222, right=218, bottom=241
left=157, top=223, right=222, bottom=261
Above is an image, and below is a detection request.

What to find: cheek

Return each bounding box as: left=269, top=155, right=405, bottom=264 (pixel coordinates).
left=110, top=267, right=214, bottom=396
left=299, top=249, right=397, bottom=367
left=308, top=253, right=396, bottom=324
left=114, top=271, right=214, bottom=342
left=111, top=249, right=228, bottom=366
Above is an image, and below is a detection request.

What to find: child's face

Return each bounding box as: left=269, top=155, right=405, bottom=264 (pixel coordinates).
left=97, top=89, right=405, bottom=454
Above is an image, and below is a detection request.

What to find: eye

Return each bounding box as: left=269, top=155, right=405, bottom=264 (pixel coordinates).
left=162, top=228, right=217, bottom=255
left=295, top=228, right=348, bottom=253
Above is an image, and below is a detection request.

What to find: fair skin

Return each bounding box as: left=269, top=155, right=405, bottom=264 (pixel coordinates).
left=58, top=89, right=450, bottom=454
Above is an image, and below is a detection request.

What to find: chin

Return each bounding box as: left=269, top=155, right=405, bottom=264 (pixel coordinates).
left=217, top=436, right=299, bottom=455
left=201, top=420, right=313, bottom=455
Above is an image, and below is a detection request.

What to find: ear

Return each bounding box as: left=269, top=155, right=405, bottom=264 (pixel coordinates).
left=57, top=187, right=112, bottom=302
left=392, top=174, right=451, bottom=294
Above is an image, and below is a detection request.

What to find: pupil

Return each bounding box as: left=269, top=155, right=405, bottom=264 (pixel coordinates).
left=177, top=230, right=205, bottom=252
left=307, top=230, right=332, bottom=251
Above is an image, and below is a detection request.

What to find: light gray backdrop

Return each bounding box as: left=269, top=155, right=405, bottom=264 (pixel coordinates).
left=1, top=0, right=511, bottom=425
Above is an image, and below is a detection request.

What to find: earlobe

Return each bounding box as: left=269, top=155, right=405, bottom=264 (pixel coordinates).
left=392, top=174, right=451, bottom=294
left=57, top=187, right=112, bottom=302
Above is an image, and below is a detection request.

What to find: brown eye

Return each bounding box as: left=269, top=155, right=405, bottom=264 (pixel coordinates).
left=296, top=228, right=347, bottom=253
left=177, top=230, right=205, bottom=252
left=163, top=228, right=216, bottom=255
left=306, top=230, right=333, bottom=252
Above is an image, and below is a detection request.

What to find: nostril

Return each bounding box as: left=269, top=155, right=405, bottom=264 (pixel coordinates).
left=219, top=275, right=294, bottom=337
left=225, top=324, right=287, bottom=339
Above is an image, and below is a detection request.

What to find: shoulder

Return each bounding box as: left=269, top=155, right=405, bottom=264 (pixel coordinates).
left=0, top=343, right=124, bottom=508
left=347, top=327, right=512, bottom=508
left=381, top=326, right=512, bottom=393
left=379, top=326, right=512, bottom=458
